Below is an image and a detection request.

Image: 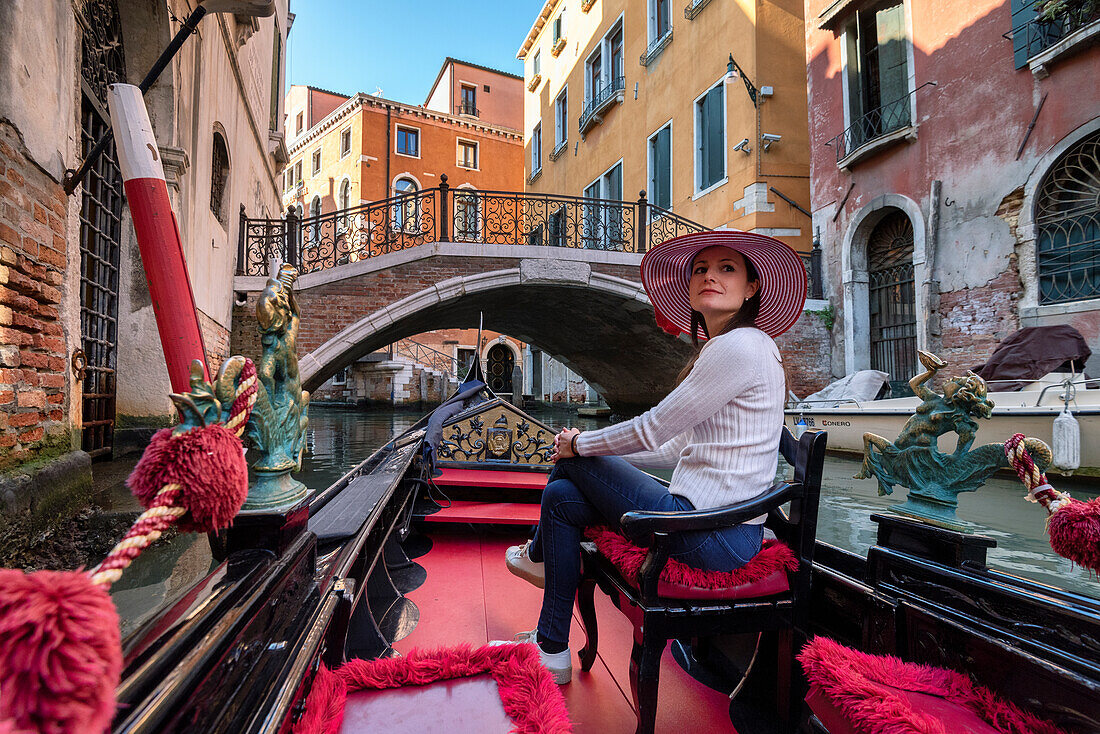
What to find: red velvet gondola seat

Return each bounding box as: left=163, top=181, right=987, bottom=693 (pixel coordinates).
left=583, top=527, right=798, bottom=600
left=798, top=636, right=1070, bottom=734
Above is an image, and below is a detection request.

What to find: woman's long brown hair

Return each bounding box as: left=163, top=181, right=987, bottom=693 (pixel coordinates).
left=674, top=254, right=789, bottom=395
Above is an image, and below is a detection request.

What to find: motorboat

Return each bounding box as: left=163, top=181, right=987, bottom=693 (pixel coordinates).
left=786, top=373, right=1100, bottom=476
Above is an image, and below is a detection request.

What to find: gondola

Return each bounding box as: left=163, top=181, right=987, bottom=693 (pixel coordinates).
left=101, top=355, right=1100, bottom=734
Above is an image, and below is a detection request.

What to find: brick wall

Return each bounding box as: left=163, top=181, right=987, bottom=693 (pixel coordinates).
left=938, top=265, right=1020, bottom=369
left=0, top=122, right=72, bottom=468
left=230, top=256, right=641, bottom=358
left=198, top=308, right=230, bottom=375
left=775, top=308, right=835, bottom=399
left=936, top=189, right=1024, bottom=370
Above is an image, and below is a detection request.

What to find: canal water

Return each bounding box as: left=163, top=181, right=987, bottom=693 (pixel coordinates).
left=105, top=404, right=1099, bottom=636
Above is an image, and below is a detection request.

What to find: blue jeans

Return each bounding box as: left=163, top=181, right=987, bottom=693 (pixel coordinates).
left=530, top=456, right=765, bottom=646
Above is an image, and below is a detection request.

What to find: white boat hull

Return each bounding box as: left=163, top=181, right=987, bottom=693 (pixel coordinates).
left=786, top=383, right=1100, bottom=476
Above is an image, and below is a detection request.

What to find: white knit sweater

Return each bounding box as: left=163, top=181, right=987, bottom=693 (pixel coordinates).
left=574, top=328, right=785, bottom=523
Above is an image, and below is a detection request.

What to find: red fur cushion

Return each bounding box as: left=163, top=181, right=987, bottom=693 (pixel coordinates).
left=293, top=644, right=573, bottom=734
left=798, top=636, right=1069, bottom=734
left=583, top=527, right=798, bottom=590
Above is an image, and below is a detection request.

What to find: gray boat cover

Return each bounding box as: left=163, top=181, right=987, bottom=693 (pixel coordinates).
left=971, top=325, right=1091, bottom=391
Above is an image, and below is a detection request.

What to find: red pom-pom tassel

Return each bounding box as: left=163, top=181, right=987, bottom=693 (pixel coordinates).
left=1048, top=496, right=1100, bottom=574
left=0, top=569, right=121, bottom=734
left=126, top=424, right=248, bottom=533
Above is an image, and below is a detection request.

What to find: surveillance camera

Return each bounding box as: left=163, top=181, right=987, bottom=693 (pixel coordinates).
left=761, top=133, right=782, bottom=152
left=732, top=138, right=751, bottom=154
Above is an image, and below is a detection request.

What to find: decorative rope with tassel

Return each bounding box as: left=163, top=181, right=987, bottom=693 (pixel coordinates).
left=1004, top=432, right=1100, bottom=575
left=1004, top=433, right=1074, bottom=514
left=88, top=359, right=258, bottom=588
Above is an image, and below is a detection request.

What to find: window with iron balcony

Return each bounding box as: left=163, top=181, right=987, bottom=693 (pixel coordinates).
left=1009, top=0, right=1100, bottom=77
left=581, top=21, right=625, bottom=134
left=641, top=0, right=672, bottom=66
left=826, top=2, right=928, bottom=169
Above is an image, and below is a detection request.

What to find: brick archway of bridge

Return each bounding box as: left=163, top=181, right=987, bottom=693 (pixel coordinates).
left=232, top=243, right=696, bottom=412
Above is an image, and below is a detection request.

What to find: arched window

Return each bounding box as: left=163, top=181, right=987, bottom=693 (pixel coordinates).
left=455, top=187, right=480, bottom=241
left=338, top=178, right=351, bottom=232
left=394, top=177, right=418, bottom=230
left=308, top=195, right=321, bottom=243
left=1036, top=130, right=1100, bottom=305
left=210, top=131, right=230, bottom=222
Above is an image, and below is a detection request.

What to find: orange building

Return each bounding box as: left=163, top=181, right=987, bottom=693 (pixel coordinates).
left=425, top=57, right=525, bottom=131
left=282, top=61, right=524, bottom=221
left=282, top=61, right=568, bottom=405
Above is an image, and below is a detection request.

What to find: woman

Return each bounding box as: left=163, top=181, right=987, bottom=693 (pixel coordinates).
left=498, top=230, right=807, bottom=684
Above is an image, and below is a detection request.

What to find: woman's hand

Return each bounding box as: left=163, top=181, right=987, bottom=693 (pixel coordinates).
left=552, top=428, right=581, bottom=462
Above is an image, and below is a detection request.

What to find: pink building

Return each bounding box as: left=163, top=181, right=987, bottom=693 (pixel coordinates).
left=805, top=0, right=1100, bottom=390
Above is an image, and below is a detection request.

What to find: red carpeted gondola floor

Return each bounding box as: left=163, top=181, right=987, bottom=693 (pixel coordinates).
left=393, top=527, right=736, bottom=733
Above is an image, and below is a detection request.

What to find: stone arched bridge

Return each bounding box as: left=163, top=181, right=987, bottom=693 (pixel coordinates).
left=230, top=182, right=826, bottom=412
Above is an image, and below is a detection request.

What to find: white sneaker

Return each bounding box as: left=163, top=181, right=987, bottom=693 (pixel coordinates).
left=505, top=540, right=545, bottom=589
left=490, top=630, right=572, bottom=684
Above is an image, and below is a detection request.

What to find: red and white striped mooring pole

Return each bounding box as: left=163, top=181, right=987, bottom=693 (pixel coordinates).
left=107, top=83, right=209, bottom=392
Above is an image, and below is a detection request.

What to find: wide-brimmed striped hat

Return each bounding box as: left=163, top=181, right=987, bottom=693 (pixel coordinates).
left=640, top=230, right=807, bottom=338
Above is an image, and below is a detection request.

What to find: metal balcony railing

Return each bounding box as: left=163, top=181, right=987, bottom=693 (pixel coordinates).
left=1010, top=3, right=1100, bottom=63
left=639, top=29, right=672, bottom=66
left=579, top=76, right=625, bottom=134
left=456, top=102, right=479, bottom=117
left=684, top=0, right=713, bottom=20
left=825, top=83, right=936, bottom=163
left=241, top=182, right=824, bottom=302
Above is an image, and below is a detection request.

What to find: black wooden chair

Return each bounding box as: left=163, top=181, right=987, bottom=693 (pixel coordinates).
left=575, top=427, right=828, bottom=734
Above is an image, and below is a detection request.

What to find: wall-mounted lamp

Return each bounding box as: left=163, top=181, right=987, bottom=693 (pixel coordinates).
left=733, top=138, right=752, bottom=155
left=761, top=133, right=781, bottom=152
left=724, top=53, right=758, bottom=107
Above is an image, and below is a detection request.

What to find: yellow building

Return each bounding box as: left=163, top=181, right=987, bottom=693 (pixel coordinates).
left=517, top=0, right=811, bottom=252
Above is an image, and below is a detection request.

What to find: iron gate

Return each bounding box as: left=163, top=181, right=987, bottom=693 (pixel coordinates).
left=867, top=211, right=916, bottom=396
left=486, top=343, right=514, bottom=395
left=77, top=0, right=126, bottom=458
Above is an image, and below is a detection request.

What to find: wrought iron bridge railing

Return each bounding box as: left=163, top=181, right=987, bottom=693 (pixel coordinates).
left=579, top=76, right=626, bottom=133
left=1010, top=3, right=1100, bottom=62
left=238, top=176, right=823, bottom=299
left=238, top=178, right=707, bottom=276
left=825, top=83, right=936, bottom=162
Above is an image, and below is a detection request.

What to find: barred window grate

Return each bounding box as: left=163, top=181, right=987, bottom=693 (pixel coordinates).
left=1037, top=130, right=1100, bottom=305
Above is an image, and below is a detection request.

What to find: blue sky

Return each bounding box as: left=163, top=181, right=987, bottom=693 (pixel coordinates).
left=287, top=1, right=545, bottom=104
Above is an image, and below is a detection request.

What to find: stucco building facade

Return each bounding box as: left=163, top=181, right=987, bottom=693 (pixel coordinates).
left=0, top=0, right=289, bottom=511
left=277, top=62, right=594, bottom=406
left=518, top=0, right=813, bottom=249
left=805, top=0, right=1100, bottom=390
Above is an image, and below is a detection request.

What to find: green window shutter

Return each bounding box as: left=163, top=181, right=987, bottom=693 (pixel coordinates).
left=1011, top=0, right=1039, bottom=69
left=875, top=3, right=910, bottom=128
left=706, top=87, right=725, bottom=188
left=653, top=127, right=671, bottom=209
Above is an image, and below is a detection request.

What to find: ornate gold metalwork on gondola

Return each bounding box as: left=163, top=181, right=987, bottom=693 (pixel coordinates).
left=438, top=398, right=555, bottom=466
